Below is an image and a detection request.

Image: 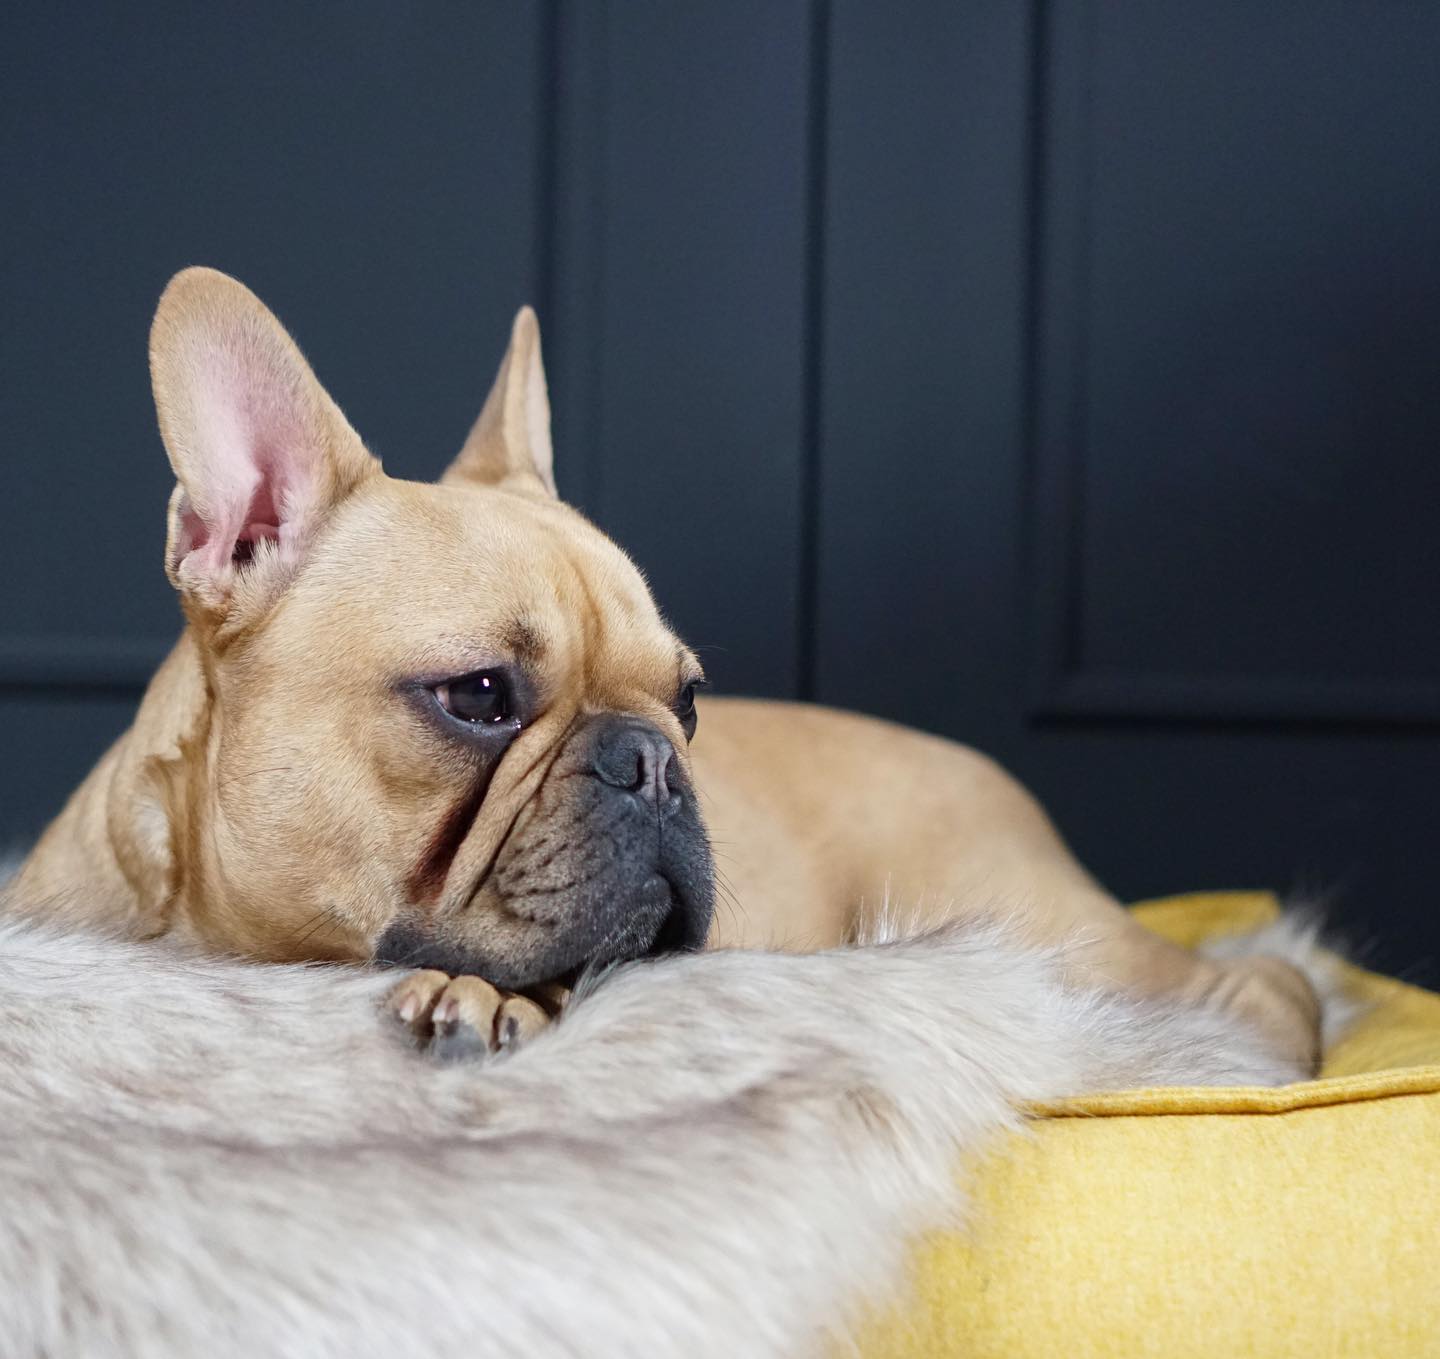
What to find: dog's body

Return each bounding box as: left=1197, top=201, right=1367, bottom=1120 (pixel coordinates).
left=11, top=268, right=1322, bottom=1074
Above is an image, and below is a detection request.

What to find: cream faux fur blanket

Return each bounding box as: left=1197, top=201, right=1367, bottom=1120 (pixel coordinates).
left=0, top=893, right=1321, bottom=1358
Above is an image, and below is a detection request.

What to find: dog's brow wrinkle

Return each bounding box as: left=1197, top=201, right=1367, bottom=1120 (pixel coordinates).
left=503, top=617, right=546, bottom=665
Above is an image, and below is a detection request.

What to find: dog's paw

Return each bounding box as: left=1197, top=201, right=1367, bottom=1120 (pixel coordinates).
left=385, top=970, right=563, bottom=1060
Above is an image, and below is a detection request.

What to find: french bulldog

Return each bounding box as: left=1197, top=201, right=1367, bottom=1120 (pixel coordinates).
left=10, top=269, right=1323, bottom=1072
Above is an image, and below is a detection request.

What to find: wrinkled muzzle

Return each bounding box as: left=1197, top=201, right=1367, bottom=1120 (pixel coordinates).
left=376, top=713, right=714, bottom=989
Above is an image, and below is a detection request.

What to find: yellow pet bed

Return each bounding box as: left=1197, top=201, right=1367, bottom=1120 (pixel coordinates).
left=861, top=892, right=1440, bottom=1358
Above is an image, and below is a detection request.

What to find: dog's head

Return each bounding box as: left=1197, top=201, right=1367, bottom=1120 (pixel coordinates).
left=144, top=268, right=712, bottom=988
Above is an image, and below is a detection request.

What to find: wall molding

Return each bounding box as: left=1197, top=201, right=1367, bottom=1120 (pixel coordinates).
left=0, top=638, right=172, bottom=694
left=1024, top=0, right=1440, bottom=727
left=1032, top=671, right=1440, bottom=726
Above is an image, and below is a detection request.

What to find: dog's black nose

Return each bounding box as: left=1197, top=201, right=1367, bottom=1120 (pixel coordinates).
left=589, top=718, right=679, bottom=810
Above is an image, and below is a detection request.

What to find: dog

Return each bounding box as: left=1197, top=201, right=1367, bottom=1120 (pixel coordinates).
left=10, top=268, right=1323, bottom=1076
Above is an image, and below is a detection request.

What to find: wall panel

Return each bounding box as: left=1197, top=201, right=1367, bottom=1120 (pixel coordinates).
left=547, top=0, right=813, bottom=697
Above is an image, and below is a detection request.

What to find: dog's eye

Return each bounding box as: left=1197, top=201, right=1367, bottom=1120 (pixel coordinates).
left=675, top=682, right=701, bottom=741
left=435, top=672, right=510, bottom=725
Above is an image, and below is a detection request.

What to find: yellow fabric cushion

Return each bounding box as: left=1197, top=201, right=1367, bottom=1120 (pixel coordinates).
left=859, top=892, right=1440, bottom=1358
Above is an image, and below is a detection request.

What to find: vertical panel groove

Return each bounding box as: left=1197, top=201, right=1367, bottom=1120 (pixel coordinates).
left=796, top=0, right=831, bottom=702
left=1019, top=0, right=1050, bottom=716
left=583, top=6, right=608, bottom=519
left=533, top=0, right=561, bottom=324
left=1060, top=0, right=1098, bottom=679
left=544, top=0, right=609, bottom=515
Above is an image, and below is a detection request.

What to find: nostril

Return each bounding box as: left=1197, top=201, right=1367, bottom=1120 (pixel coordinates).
left=589, top=719, right=681, bottom=809
left=630, top=742, right=667, bottom=802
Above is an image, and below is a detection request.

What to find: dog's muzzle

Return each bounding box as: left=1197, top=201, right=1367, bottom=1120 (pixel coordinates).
left=376, top=714, right=714, bottom=989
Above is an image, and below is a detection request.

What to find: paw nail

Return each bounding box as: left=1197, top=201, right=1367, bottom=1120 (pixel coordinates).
left=396, top=995, right=419, bottom=1023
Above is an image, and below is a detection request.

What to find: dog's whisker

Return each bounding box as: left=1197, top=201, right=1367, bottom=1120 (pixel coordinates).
left=711, top=867, right=748, bottom=933
left=288, top=904, right=347, bottom=952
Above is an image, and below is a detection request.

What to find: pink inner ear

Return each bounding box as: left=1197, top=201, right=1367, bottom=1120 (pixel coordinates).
left=170, top=341, right=325, bottom=589
left=235, top=475, right=282, bottom=561
left=175, top=458, right=285, bottom=571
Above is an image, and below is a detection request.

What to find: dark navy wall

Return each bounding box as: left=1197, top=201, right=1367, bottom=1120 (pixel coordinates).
left=4, top=2, right=1438, bottom=979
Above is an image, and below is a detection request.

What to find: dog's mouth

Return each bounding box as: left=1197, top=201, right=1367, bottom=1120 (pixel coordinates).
left=373, top=876, right=703, bottom=996
left=541, top=912, right=689, bottom=993
left=530, top=877, right=703, bottom=993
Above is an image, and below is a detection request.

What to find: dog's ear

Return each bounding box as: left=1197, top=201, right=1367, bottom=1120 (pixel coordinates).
left=149, top=267, right=380, bottom=623
left=442, top=306, right=557, bottom=497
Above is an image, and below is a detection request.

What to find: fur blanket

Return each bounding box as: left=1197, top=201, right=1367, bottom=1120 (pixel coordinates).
left=0, top=895, right=1335, bottom=1358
